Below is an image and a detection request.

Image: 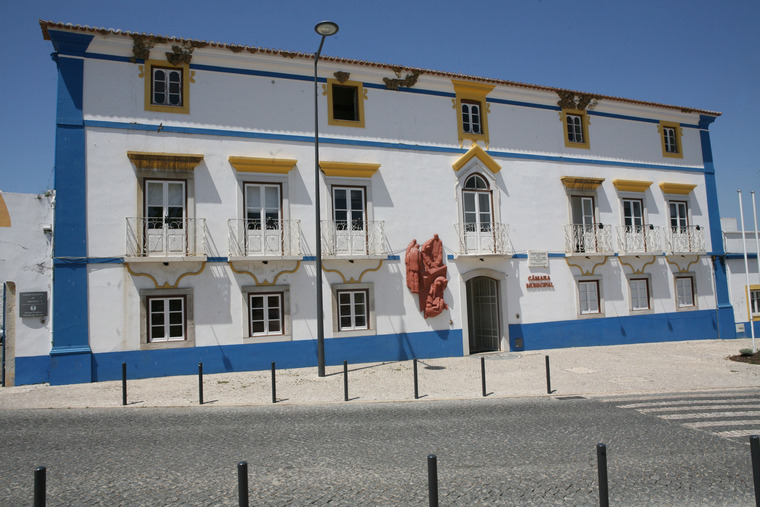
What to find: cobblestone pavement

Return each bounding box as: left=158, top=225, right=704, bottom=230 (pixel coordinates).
left=1, top=392, right=758, bottom=505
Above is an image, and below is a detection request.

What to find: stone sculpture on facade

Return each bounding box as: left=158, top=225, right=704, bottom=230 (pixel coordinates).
left=405, top=234, right=448, bottom=318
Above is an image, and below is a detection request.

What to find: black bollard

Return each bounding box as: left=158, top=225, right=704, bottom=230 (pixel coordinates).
left=751, top=435, right=760, bottom=507
left=198, top=362, right=204, bottom=405
left=34, top=466, right=46, bottom=507
left=343, top=360, right=349, bottom=402
left=481, top=356, right=487, bottom=397
left=237, top=461, right=249, bottom=507
left=545, top=355, right=552, bottom=394
left=597, top=443, right=609, bottom=507
left=121, top=362, right=127, bottom=406
left=414, top=359, right=419, bottom=400
left=427, top=454, right=438, bottom=507
left=271, top=362, right=276, bottom=404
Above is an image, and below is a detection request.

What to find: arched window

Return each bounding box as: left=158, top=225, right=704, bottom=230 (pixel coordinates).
left=462, top=174, right=492, bottom=233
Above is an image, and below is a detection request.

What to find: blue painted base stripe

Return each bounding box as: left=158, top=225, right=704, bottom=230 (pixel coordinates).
left=509, top=309, right=722, bottom=350
left=17, top=329, right=462, bottom=386
left=15, top=356, right=51, bottom=385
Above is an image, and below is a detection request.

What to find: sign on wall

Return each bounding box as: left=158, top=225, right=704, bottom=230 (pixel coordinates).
left=528, top=250, right=549, bottom=268
left=19, top=292, right=48, bottom=318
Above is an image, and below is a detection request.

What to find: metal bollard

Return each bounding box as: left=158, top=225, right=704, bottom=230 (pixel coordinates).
left=597, top=443, right=609, bottom=507
left=427, top=454, right=438, bottom=507
left=237, top=461, right=249, bottom=507
left=414, top=359, right=419, bottom=400
left=751, top=435, right=760, bottom=506
left=343, top=360, right=349, bottom=402
left=121, top=362, right=127, bottom=406
left=545, top=355, right=552, bottom=394
left=34, top=466, right=46, bottom=507
left=198, top=362, right=204, bottom=405
left=481, top=356, right=487, bottom=397
left=271, top=362, right=276, bottom=404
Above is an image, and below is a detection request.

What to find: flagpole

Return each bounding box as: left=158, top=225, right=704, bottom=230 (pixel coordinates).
left=739, top=191, right=755, bottom=352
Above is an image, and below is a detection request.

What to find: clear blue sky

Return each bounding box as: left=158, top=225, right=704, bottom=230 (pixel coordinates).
left=2, top=0, right=759, bottom=221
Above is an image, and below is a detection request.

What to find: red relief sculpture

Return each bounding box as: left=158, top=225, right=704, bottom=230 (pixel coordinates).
left=405, top=234, right=448, bottom=319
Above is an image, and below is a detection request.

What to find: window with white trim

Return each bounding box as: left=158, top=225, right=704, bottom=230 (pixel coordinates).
left=461, top=100, right=482, bottom=135
left=751, top=288, right=760, bottom=318
left=630, top=278, right=650, bottom=311
left=147, top=295, right=186, bottom=342
left=578, top=280, right=600, bottom=315
left=337, top=289, right=369, bottom=331
left=669, top=200, right=688, bottom=232
left=675, top=276, right=695, bottom=308
left=561, top=109, right=590, bottom=149
left=462, top=174, right=492, bottom=233
left=144, top=60, right=190, bottom=114
left=659, top=121, right=683, bottom=158
left=249, top=292, right=284, bottom=336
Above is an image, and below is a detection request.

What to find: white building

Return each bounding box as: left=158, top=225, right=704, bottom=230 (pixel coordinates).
left=31, top=21, right=735, bottom=386
left=722, top=216, right=760, bottom=338
left=0, top=191, right=54, bottom=386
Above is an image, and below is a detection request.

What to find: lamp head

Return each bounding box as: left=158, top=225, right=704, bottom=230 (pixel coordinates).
left=315, top=21, right=339, bottom=37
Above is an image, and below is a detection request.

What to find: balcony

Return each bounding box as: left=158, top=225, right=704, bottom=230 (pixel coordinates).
left=126, top=217, right=206, bottom=259
left=616, top=225, right=664, bottom=255
left=564, top=224, right=613, bottom=255
left=227, top=219, right=302, bottom=258
left=454, top=222, right=512, bottom=256
left=664, top=225, right=706, bottom=254
left=321, top=220, right=385, bottom=257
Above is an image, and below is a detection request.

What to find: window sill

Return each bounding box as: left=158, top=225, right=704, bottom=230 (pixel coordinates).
left=243, top=335, right=292, bottom=344
left=141, top=340, right=194, bottom=350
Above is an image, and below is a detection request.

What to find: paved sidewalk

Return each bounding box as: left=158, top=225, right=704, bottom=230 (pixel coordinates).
left=1, top=339, right=759, bottom=409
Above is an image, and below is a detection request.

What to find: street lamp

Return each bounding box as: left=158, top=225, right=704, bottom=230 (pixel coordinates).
left=314, top=21, right=338, bottom=377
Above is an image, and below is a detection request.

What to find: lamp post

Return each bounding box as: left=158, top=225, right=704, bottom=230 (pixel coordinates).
left=314, top=21, right=338, bottom=377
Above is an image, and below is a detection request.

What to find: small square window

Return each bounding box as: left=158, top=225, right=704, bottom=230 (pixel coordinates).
left=147, top=295, right=186, bottom=342
left=327, top=79, right=365, bottom=128
left=337, top=289, right=369, bottom=331
left=249, top=292, right=284, bottom=336
left=144, top=60, right=190, bottom=114
left=452, top=79, right=494, bottom=147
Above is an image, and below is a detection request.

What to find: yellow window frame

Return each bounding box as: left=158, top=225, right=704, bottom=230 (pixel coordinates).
left=746, top=284, right=760, bottom=322
left=452, top=80, right=495, bottom=148
left=560, top=109, right=590, bottom=149
left=326, top=79, right=366, bottom=128
left=143, top=60, right=190, bottom=114
left=658, top=121, right=683, bottom=159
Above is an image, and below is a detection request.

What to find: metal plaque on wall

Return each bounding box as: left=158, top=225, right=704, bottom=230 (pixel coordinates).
left=19, top=292, right=48, bottom=318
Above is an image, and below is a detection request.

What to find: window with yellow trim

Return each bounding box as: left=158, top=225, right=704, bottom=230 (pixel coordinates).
left=748, top=285, right=760, bottom=321
left=452, top=80, right=494, bottom=147
left=144, top=60, right=190, bottom=114
left=326, top=79, right=365, bottom=128
left=658, top=121, right=683, bottom=158
left=560, top=109, right=589, bottom=149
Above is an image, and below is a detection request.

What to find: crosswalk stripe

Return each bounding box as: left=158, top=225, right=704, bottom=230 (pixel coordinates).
left=711, top=429, right=760, bottom=438
left=618, top=399, right=759, bottom=409
left=637, top=404, right=760, bottom=413
left=659, top=411, right=760, bottom=420
left=685, top=420, right=760, bottom=429
left=600, top=391, right=760, bottom=403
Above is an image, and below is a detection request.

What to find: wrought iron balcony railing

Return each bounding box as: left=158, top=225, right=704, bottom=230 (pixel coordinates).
left=454, top=222, right=512, bottom=256
left=564, top=223, right=613, bottom=255
left=664, top=225, right=706, bottom=254
left=321, top=220, right=385, bottom=257
left=126, top=217, right=206, bottom=258
left=227, top=219, right=302, bottom=258
left=616, top=225, right=664, bottom=254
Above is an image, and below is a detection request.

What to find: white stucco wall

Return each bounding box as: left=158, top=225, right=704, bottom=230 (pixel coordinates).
left=0, top=192, right=54, bottom=357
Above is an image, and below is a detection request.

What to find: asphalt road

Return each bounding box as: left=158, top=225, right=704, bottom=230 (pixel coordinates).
left=1, top=389, right=759, bottom=505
